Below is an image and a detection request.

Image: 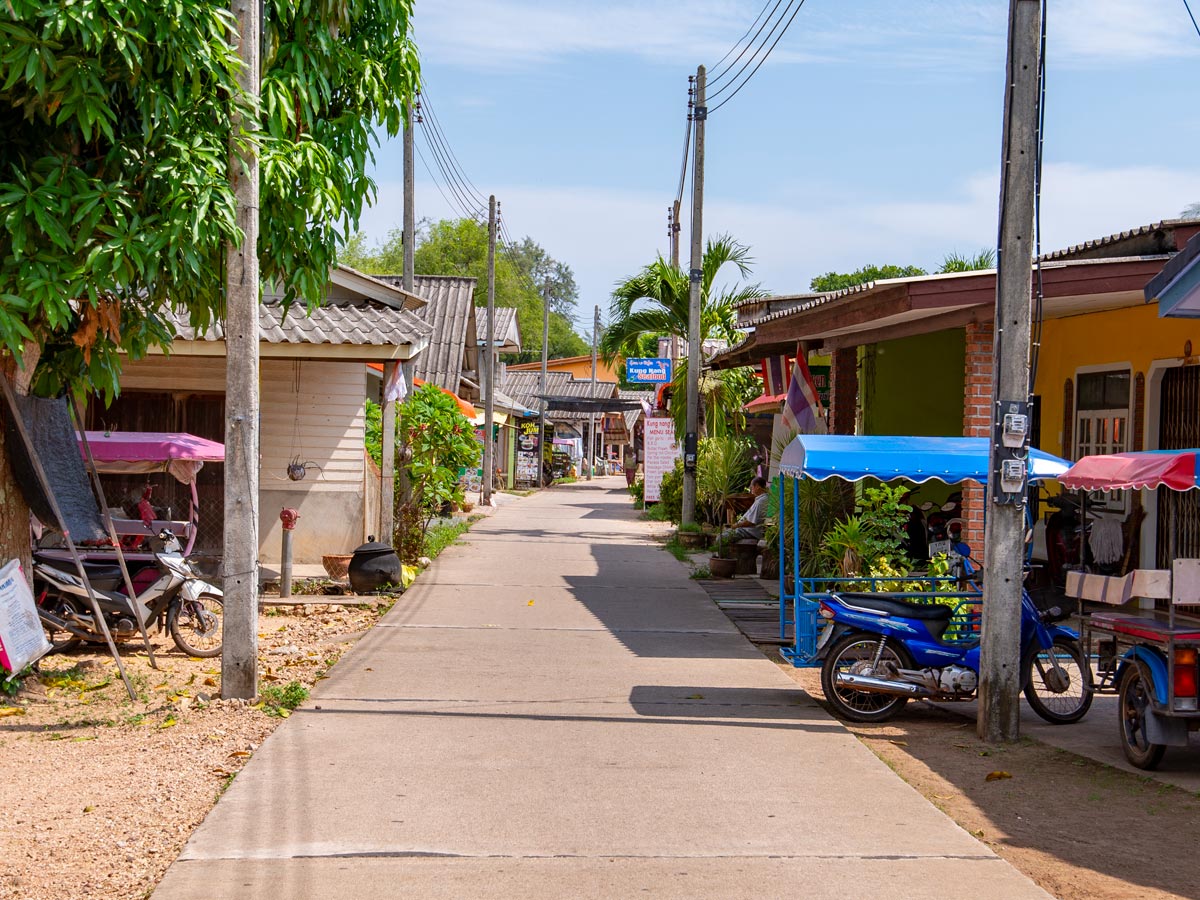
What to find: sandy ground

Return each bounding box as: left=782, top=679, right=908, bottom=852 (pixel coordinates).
left=770, top=658, right=1200, bottom=900
left=0, top=600, right=388, bottom=900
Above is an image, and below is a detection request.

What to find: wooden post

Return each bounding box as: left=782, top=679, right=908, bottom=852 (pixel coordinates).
left=539, top=278, right=550, bottom=484
left=979, top=0, right=1042, bottom=743
left=682, top=65, right=705, bottom=525
left=222, top=0, right=261, bottom=700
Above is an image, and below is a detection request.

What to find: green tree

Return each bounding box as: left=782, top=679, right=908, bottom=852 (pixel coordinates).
left=809, top=264, right=927, bottom=293
left=504, top=236, right=579, bottom=325
left=410, top=218, right=587, bottom=361
left=601, top=234, right=764, bottom=363
left=0, top=0, right=418, bottom=562
left=337, top=227, right=411, bottom=274
left=1181, top=202, right=1200, bottom=220
left=937, top=249, right=995, bottom=272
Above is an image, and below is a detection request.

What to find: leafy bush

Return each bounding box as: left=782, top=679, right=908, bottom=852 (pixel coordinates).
left=819, top=484, right=913, bottom=578
left=628, top=476, right=645, bottom=504
left=657, top=460, right=684, bottom=524
left=696, top=434, right=754, bottom=528
left=260, top=681, right=309, bottom=717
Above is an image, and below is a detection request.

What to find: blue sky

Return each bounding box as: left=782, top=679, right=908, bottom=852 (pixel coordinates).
left=357, top=0, right=1200, bottom=329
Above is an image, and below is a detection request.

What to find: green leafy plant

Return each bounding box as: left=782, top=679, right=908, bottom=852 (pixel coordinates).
left=657, top=460, right=685, bottom=524
left=677, top=522, right=703, bottom=533
left=696, top=434, right=753, bottom=529
left=423, top=519, right=470, bottom=560
left=260, top=681, right=308, bottom=718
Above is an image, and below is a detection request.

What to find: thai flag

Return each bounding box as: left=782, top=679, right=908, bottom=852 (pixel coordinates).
left=781, top=351, right=826, bottom=434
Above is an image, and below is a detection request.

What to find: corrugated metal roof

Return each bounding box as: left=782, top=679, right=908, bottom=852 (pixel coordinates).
left=166, top=301, right=432, bottom=348
left=377, top=274, right=477, bottom=393
left=478, top=307, right=522, bottom=352
left=618, top=389, right=655, bottom=430
left=502, top=371, right=618, bottom=421
left=1038, top=220, right=1190, bottom=262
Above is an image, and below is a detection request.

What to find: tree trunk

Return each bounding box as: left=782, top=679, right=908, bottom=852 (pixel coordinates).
left=0, top=343, right=42, bottom=585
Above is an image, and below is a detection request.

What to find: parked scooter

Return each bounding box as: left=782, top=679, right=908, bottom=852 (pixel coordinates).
left=34, top=530, right=224, bottom=657
left=815, top=572, right=1093, bottom=725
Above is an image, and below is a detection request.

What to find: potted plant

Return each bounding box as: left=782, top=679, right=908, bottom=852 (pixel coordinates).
left=676, top=522, right=709, bottom=549
left=708, top=530, right=737, bottom=578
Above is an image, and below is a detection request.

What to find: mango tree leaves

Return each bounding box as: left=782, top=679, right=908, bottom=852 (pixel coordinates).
left=0, top=0, right=418, bottom=401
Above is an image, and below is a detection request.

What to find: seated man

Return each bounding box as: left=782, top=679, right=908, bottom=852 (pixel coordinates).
left=717, top=476, right=768, bottom=547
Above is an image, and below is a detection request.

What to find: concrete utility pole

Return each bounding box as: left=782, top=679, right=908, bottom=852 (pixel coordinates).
left=483, top=195, right=497, bottom=504
left=380, top=95, right=416, bottom=541
left=669, top=203, right=681, bottom=363
left=979, top=0, right=1042, bottom=744
left=681, top=64, right=705, bottom=526
left=538, top=278, right=550, bottom=484
left=589, top=305, right=599, bottom=480
left=223, top=0, right=260, bottom=700
left=398, top=93, right=417, bottom=501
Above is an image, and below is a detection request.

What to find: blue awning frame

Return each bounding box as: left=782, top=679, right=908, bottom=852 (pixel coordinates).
left=777, top=434, right=1070, bottom=484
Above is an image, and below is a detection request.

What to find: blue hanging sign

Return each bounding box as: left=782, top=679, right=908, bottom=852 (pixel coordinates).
left=626, top=358, right=673, bottom=383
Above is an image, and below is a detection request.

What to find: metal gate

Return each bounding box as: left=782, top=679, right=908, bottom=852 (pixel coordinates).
left=1156, top=365, right=1200, bottom=569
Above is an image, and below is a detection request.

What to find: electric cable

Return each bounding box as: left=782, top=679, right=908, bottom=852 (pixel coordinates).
left=421, top=86, right=491, bottom=210
left=709, top=0, right=807, bottom=113
left=1029, top=0, right=1048, bottom=398
left=419, top=123, right=486, bottom=221
left=1184, top=0, right=1200, bottom=37
left=707, top=0, right=786, bottom=89
left=708, top=0, right=797, bottom=101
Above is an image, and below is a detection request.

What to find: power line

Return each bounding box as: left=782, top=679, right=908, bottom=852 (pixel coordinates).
left=709, top=0, right=807, bottom=114
left=1185, top=0, right=1200, bottom=37
left=418, top=122, right=485, bottom=221
left=708, top=0, right=797, bottom=101
left=707, top=0, right=785, bottom=89
left=415, top=140, right=477, bottom=223
left=420, top=86, right=490, bottom=210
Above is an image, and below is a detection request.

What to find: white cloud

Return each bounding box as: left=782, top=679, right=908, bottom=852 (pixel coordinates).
left=358, top=162, right=1200, bottom=317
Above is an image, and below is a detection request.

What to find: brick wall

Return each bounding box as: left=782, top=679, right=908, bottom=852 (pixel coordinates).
left=830, top=347, right=859, bottom=435
left=961, top=321, right=995, bottom=556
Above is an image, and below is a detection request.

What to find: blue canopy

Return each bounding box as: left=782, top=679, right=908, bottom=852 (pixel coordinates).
left=778, top=434, right=1070, bottom=484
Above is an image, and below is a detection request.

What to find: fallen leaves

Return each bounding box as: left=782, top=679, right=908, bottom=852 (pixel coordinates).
left=985, top=770, right=1013, bottom=782
left=0, top=706, right=25, bottom=717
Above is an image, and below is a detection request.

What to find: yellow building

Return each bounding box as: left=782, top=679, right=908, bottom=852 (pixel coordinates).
left=507, top=354, right=620, bottom=383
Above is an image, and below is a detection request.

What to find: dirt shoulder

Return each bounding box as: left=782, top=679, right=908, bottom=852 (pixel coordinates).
left=769, top=656, right=1200, bottom=900
left=0, top=600, right=387, bottom=900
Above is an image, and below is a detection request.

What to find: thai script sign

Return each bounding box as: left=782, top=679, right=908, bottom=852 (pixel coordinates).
left=625, top=358, right=673, bottom=383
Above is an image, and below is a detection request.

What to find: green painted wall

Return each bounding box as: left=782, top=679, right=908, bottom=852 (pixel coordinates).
left=861, top=329, right=966, bottom=437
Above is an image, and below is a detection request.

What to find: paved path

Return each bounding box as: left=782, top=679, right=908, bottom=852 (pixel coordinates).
left=154, top=479, right=1047, bottom=899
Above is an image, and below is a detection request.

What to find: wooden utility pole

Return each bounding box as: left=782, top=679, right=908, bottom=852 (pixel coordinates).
left=979, top=0, right=1042, bottom=743
left=538, top=278, right=550, bottom=484
left=223, top=0, right=260, bottom=700
left=482, top=195, right=497, bottom=504
left=589, top=305, right=599, bottom=480
left=682, top=64, right=705, bottom=526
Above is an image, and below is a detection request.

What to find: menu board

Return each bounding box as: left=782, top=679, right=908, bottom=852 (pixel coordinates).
left=516, top=421, right=541, bottom=482
left=642, top=418, right=680, bottom=503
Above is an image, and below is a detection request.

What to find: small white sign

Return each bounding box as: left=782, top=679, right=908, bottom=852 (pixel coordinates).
left=0, top=558, right=52, bottom=675
left=642, top=418, right=680, bottom=503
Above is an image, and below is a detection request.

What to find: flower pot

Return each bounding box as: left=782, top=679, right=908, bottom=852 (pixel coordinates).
left=677, top=531, right=708, bottom=549
left=708, top=556, right=737, bottom=579
left=322, top=554, right=353, bottom=580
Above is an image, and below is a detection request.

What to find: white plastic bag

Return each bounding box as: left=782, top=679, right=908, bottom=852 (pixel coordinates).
left=0, top=558, right=52, bottom=675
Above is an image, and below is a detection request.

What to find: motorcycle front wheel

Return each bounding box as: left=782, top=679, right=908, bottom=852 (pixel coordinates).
left=1023, top=637, right=1093, bottom=724
left=169, top=593, right=223, bottom=657
left=820, top=633, right=914, bottom=723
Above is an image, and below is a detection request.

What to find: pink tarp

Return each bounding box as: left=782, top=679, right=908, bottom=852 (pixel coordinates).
left=1059, top=450, right=1200, bottom=492
left=79, top=432, right=225, bottom=484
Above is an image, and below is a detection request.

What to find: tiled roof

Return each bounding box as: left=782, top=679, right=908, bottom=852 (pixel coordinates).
left=478, top=306, right=522, bottom=352
left=1038, top=220, right=1192, bottom=262
left=618, top=389, right=655, bottom=430
left=377, top=274, right=477, bottom=393
left=166, top=301, right=431, bottom=349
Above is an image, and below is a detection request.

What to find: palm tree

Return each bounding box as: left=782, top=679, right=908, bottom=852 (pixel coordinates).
left=600, top=235, right=765, bottom=363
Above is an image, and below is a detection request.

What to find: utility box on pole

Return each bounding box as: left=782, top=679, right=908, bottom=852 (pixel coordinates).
left=979, top=0, right=1042, bottom=743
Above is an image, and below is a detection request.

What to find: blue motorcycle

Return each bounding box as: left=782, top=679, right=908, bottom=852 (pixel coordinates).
left=815, top=587, right=1093, bottom=724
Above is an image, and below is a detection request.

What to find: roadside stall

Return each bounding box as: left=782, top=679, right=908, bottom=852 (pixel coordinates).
left=1060, top=450, right=1200, bottom=769
left=776, top=434, right=1071, bottom=663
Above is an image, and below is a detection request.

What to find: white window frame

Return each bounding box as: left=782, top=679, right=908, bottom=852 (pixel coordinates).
left=1074, top=364, right=1132, bottom=514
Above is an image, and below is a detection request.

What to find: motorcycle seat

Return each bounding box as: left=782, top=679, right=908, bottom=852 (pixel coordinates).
left=834, top=593, right=956, bottom=621
left=38, top=558, right=125, bottom=592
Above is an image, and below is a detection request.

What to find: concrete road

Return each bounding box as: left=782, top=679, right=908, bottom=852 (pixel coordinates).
left=154, top=478, right=1048, bottom=899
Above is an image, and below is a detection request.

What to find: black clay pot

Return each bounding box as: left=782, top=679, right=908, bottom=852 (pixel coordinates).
left=348, top=535, right=403, bottom=594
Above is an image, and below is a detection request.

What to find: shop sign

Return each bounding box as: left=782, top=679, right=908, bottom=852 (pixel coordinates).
left=626, top=358, right=673, bottom=383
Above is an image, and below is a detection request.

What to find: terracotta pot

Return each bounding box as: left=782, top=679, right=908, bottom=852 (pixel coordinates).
left=709, top=556, right=737, bottom=579
left=677, top=531, right=708, bottom=549
left=321, top=554, right=353, bottom=580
